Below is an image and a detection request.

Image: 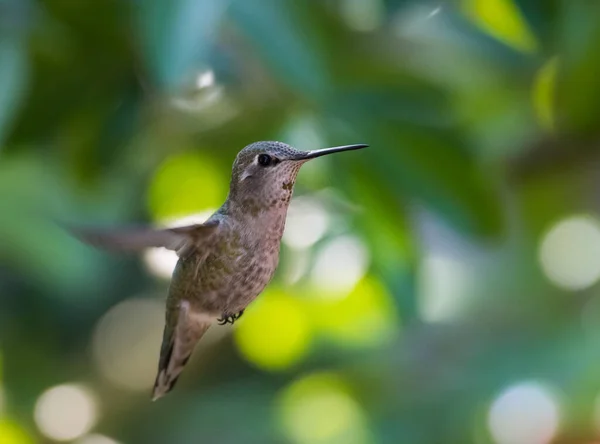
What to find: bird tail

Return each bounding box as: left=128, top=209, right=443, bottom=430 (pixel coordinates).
left=152, top=308, right=211, bottom=401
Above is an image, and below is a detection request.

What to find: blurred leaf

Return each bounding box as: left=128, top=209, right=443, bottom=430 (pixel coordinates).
left=329, top=87, right=452, bottom=129
left=395, top=4, right=537, bottom=112
left=327, top=92, right=504, bottom=238
left=461, top=0, right=538, bottom=52
left=532, top=56, right=559, bottom=131
left=339, top=0, right=385, bottom=32
left=388, top=127, right=501, bottom=238
left=136, top=0, right=228, bottom=89
left=139, top=385, right=278, bottom=444
left=0, top=38, right=28, bottom=149
left=557, top=2, right=600, bottom=134
left=0, top=419, right=33, bottom=444
left=230, top=0, right=330, bottom=97
left=382, top=0, right=424, bottom=16
left=331, top=153, right=417, bottom=318
left=8, top=0, right=135, bottom=150
left=454, top=86, right=537, bottom=160
left=513, top=0, right=559, bottom=53
left=0, top=156, right=110, bottom=298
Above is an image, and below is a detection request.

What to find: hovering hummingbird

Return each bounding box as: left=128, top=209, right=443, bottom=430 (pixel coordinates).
left=71, top=141, right=368, bottom=400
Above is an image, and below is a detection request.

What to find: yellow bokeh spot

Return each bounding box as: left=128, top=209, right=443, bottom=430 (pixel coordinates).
left=147, top=151, right=227, bottom=221
left=277, top=373, right=372, bottom=444
left=309, top=278, right=399, bottom=348
left=233, top=291, right=312, bottom=371
left=533, top=57, right=559, bottom=130
left=462, top=0, right=537, bottom=53
left=0, top=420, right=33, bottom=444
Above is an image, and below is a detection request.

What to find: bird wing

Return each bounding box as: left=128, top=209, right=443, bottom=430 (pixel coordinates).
left=68, top=219, right=220, bottom=257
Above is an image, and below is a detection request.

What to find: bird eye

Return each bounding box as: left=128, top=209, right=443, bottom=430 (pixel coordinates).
left=258, top=154, right=273, bottom=166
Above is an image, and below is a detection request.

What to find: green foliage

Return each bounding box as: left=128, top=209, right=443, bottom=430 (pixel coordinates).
left=2, top=0, right=600, bottom=443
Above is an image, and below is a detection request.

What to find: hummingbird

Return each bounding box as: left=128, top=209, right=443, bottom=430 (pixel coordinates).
left=71, top=141, right=368, bottom=400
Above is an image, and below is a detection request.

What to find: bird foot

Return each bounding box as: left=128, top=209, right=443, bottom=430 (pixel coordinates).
left=217, top=310, right=245, bottom=325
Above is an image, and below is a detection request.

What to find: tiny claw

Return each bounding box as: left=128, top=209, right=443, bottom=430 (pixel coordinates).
left=217, top=310, right=244, bottom=326
left=217, top=317, right=230, bottom=325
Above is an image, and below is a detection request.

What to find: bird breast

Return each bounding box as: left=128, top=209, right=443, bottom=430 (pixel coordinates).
left=169, top=209, right=288, bottom=314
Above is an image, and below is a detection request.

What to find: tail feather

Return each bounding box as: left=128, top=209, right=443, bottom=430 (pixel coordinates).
left=152, top=302, right=211, bottom=401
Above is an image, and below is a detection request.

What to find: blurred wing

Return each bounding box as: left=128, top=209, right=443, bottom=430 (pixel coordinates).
left=68, top=219, right=220, bottom=257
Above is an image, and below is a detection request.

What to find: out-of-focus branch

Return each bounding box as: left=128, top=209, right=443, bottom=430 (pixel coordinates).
left=508, top=133, right=600, bottom=182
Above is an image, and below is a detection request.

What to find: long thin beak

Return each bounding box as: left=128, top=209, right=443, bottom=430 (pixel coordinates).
left=290, top=144, right=368, bottom=161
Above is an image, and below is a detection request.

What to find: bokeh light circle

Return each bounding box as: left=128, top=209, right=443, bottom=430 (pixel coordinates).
left=34, top=384, right=98, bottom=441
left=92, top=298, right=164, bottom=391
left=75, top=434, right=121, bottom=444
left=283, top=197, right=329, bottom=249
left=539, top=215, right=600, bottom=291
left=418, top=254, right=469, bottom=322
left=233, top=292, right=311, bottom=371
left=148, top=152, right=226, bottom=220
left=143, top=211, right=215, bottom=279
left=487, top=381, right=560, bottom=444
left=277, top=373, right=371, bottom=444
left=311, top=235, right=369, bottom=298
left=311, top=277, right=399, bottom=348
left=143, top=247, right=179, bottom=279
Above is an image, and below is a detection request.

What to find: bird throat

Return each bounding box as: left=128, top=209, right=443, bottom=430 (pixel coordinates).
left=223, top=178, right=295, bottom=219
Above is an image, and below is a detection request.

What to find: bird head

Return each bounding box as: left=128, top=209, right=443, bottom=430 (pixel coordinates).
left=227, top=141, right=368, bottom=212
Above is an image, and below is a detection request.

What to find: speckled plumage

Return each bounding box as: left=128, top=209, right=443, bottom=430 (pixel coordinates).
left=71, top=140, right=367, bottom=400
left=169, top=146, right=301, bottom=317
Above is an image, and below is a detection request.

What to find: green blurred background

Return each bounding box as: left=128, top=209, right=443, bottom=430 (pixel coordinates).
left=2, top=0, right=600, bottom=443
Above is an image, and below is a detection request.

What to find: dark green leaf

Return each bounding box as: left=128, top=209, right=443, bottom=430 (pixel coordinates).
left=0, top=38, right=28, bottom=149
left=230, top=0, right=331, bottom=97
left=136, top=0, right=227, bottom=89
